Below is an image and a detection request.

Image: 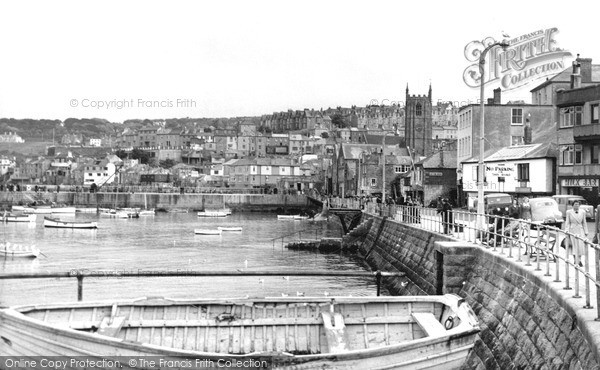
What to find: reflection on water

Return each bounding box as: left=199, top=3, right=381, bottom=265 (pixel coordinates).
left=0, top=212, right=385, bottom=306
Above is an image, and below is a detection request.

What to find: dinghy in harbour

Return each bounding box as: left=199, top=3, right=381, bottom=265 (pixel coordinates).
left=0, top=294, right=479, bottom=369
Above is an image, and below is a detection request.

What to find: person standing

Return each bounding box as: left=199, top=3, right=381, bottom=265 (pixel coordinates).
left=564, top=201, right=589, bottom=266
left=519, top=196, right=532, bottom=221
left=440, top=198, right=453, bottom=235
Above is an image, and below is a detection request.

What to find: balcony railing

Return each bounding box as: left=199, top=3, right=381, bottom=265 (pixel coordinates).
left=573, top=124, right=600, bottom=140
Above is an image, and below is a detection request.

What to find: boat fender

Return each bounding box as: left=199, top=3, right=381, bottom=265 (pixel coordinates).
left=444, top=316, right=455, bottom=330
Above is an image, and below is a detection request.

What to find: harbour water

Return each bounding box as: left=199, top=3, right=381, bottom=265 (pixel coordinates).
left=0, top=212, right=385, bottom=307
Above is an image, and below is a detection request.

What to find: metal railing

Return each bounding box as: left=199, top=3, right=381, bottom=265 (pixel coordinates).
left=334, top=199, right=600, bottom=319
left=270, top=227, right=343, bottom=250
left=0, top=270, right=403, bottom=301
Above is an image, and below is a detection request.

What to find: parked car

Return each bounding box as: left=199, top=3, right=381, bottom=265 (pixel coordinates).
left=469, top=193, right=513, bottom=216
left=529, top=197, right=563, bottom=227
left=551, top=195, right=595, bottom=220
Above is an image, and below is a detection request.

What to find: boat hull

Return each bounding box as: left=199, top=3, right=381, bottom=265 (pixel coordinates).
left=43, top=218, right=98, bottom=229
left=194, top=229, right=222, bottom=235
left=217, top=227, right=242, bottom=231
left=0, top=214, right=36, bottom=223
left=198, top=212, right=228, bottom=217
left=0, top=295, right=479, bottom=369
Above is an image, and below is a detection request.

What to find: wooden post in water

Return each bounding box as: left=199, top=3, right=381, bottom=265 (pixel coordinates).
left=77, top=275, right=84, bottom=301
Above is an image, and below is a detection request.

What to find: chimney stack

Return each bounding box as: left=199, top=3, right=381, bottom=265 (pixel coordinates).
left=571, top=54, right=582, bottom=89
left=523, top=116, right=532, bottom=145
left=577, top=56, right=593, bottom=82
left=493, top=88, right=502, bottom=104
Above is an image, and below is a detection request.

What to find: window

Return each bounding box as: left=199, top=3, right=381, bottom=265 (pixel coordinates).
left=560, top=106, right=583, bottom=127
left=511, top=136, right=524, bottom=146
left=473, top=165, right=479, bottom=182
left=592, top=145, right=600, bottom=164
left=561, top=145, right=573, bottom=165
left=592, top=104, right=599, bottom=124
left=511, top=108, right=523, bottom=125
left=370, top=178, right=377, bottom=187
left=575, top=144, right=583, bottom=164
left=394, top=165, right=410, bottom=173
left=517, top=163, right=530, bottom=181
left=560, top=145, right=581, bottom=165
left=416, top=103, right=422, bottom=116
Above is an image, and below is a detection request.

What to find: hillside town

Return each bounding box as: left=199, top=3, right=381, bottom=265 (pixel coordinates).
left=0, top=56, right=598, bottom=209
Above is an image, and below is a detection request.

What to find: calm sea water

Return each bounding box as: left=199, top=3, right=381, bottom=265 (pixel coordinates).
left=0, top=212, right=384, bottom=306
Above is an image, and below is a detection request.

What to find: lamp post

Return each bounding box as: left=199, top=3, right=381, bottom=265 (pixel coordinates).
left=476, top=40, right=509, bottom=233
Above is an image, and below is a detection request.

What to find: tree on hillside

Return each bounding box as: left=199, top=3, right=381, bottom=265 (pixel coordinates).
left=331, top=113, right=349, bottom=128
left=159, top=159, right=176, bottom=169
left=130, top=148, right=151, bottom=164
left=321, top=132, right=329, bottom=139
left=114, top=149, right=128, bottom=160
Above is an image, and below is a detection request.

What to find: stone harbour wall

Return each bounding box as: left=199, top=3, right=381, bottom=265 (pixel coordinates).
left=356, top=214, right=600, bottom=370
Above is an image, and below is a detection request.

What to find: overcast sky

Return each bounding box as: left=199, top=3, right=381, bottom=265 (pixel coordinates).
left=0, top=0, right=597, bottom=122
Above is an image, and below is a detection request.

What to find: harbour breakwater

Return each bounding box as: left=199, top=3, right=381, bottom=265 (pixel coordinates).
left=351, top=214, right=600, bottom=370
left=0, top=192, right=311, bottom=212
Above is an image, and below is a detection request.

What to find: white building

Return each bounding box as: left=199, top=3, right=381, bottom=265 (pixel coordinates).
left=89, top=138, right=102, bottom=147
left=461, top=143, right=557, bottom=205
left=83, top=159, right=118, bottom=186
left=0, top=156, right=16, bottom=176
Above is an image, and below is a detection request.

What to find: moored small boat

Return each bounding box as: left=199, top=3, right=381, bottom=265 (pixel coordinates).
left=43, top=217, right=98, bottom=229
left=217, top=226, right=242, bottom=232
left=139, top=209, right=155, bottom=216
left=277, top=214, right=299, bottom=220
left=0, top=242, right=40, bottom=258
left=197, top=211, right=228, bottom=217
left=194, top=229, right=222, bottom=235
left=99, top=209, right=129, bottom=219
left=0, top=294, right=479, bottom=368
left=0, top=214, right=36, bottom=223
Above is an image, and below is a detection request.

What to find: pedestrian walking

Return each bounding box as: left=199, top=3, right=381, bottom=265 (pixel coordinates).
left=564, top=201, right=589, bottom=267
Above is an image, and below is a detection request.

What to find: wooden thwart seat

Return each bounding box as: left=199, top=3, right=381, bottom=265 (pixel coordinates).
left=321, top=312, right=348, bottom=353
left=412, top=312, right=446, bottom=337
left=97, top=304, right=126, bottom=337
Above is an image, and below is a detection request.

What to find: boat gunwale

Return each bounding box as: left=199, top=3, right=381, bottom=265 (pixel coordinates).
left=0, top=296, right=480, bottom=361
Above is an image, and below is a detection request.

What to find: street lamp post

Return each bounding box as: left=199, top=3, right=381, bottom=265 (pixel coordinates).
left=477, top=40, right=509, bottom=234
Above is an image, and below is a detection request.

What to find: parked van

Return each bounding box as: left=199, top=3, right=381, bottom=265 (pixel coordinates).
left=469, top=193, right=512, bottom=215
left=552, top=195, right=595, bottom=220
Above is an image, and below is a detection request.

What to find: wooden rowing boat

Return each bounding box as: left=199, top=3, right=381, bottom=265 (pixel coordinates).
left=0, top=242, right=40, bottom=258
left=0, top=214, right=36, bottom=223
left=194, top=229, right=222, bottom=235
left=43, top=217, right=98, bottom=229
left=278, top=215, right=310, bottom=221
left=197, top=211, right=228, bottom=218
left=217, top=226, right=243, bottom=232
left=0, top=295, right=479, bottom=369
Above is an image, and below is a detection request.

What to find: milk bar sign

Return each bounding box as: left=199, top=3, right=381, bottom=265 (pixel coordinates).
left=561, top=178, right=599, bottom=187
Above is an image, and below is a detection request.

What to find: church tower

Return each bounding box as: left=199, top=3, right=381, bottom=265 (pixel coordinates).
left=404, top=84, right=433, bottom=157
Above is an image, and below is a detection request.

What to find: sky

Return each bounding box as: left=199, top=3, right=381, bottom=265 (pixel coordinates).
left=0, top=0, right=598, bottom=123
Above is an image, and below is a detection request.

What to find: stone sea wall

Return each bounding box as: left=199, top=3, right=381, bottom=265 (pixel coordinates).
left=355, top=214, right=600, bottom=370
left=0, top=192, right=309, bottom=211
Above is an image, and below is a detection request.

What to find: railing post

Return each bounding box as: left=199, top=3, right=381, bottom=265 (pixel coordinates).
left=508, top=219, right=513, bottom=258
left=544, top=228, right=551, bottom=277
left=574, top=243, right=581, bottom=298
left=596, top=247, right=600, bottom=320
left=376, top=270, right=382, bottom=297
left=77, top=275, right=84, bottom=301
left=500, top=217, right=505, bottom=254
left=535, top=224, right=541, bottom=271
left=565, top=234, right=572, bottom=290
left=584, top=240, right=591, bottom=309
left=516, top=221, right=523, bottom=262
left=554, top=229, right=561, bottom=283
